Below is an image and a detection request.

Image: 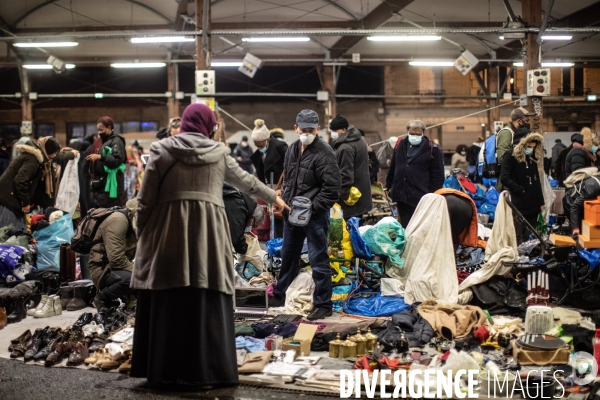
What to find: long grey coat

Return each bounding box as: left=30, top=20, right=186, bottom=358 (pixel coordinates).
left=130, top=132, right=276, bottom=295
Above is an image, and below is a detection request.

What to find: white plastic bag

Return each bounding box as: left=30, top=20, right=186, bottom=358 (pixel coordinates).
left=540, top=171, right=556, bottom=224
left=55, top=154, right=80, bottom=215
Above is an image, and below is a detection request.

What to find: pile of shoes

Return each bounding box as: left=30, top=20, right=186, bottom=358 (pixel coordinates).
left=9, top=326, right=89, bottom=366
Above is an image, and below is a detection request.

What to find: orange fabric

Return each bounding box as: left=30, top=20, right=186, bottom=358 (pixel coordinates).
left=435, top=188, right=479, bottom=248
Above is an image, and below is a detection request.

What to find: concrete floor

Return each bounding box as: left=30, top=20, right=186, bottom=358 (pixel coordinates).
left=0, top=357, right=342, bottom=400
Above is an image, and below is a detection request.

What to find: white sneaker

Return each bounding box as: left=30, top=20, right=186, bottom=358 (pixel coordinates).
left=34, top=296, right=56, bottom=318
left=111, top=327, right=134, bottom=344
left=27, top=295, right=48, bottom=316
left=53, top=295, right=62, bottom=316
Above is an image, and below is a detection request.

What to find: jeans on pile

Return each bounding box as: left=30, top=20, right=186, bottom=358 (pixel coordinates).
left=98, top=269, right=133, bottom=302
left=274, top=211, right=332, bottom=309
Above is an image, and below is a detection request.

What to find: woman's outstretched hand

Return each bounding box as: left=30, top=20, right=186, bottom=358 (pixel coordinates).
left=274, top=196, right=291, bottom=212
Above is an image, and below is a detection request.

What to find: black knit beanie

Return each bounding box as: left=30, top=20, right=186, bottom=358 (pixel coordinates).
left=329, top=114, right=349, bottom=131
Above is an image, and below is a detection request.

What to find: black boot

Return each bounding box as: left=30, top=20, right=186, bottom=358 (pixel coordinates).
left=67, top=287, right=88, bottom=311
left=7, top=296, right=27, bottom=324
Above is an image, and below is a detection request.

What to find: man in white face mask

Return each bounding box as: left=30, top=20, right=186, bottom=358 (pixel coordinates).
left=270, top=109, right=341, bottom=321
left=385, top=119, right=445, bottom=228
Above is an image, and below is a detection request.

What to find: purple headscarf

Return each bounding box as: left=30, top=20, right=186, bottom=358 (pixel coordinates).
left=180, top=103, right=218, bottom=138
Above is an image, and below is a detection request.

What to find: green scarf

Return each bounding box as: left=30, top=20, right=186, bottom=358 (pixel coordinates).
left=102, top=146, right=126, bottom=198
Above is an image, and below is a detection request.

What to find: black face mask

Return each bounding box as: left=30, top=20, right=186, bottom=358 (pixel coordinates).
left=520, top=121, right=530, bottom=129
left=99, top=133, right=110, bottom=142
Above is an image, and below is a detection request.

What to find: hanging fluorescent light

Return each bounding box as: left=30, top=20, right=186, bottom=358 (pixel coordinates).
left=241, top=37, right=310, bottom=42
left=131, top=37, right=194, bottom=43
left=499, top=35, right=505, bottom=40
left=409, top=61, right=454, bottom=67
left=211, top=61, right=243, bottom=67
left=14, top=42, right=78, bottom=47
left=513, top=62, right=574, bottom=67
left=367, top=36, right=441, bottom=42
left=110, top=62, right=166, bottom=68
left=541, top=36, right=572, bottom=41
left=23, top=64, right=75, bottom=69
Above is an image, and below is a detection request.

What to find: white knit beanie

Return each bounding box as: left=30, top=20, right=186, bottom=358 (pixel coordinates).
left=251, top=119, right=270, bottom=142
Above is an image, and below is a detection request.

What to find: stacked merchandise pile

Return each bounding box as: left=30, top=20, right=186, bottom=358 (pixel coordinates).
left=579, top=197, right=600, bottom=248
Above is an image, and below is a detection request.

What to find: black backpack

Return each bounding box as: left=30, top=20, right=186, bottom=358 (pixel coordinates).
left=71, top=207, right=125, bottom=254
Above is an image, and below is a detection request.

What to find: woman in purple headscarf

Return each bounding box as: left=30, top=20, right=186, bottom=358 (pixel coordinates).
left=130, top=104, right=289, bottom=387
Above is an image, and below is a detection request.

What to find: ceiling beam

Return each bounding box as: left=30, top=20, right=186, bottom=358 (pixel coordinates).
left=321, top=0, right=358, bottom=21
left=175, top=0, right=190, bottom=31
left=382, top=21, right=505, bottom=28
left=15, top=24, right=174, bottom=34
left=552, top=0, right=600, bottom=27
left=211, top=21, right=362, bottom=29
left=329, top=0, right=415, bottom=58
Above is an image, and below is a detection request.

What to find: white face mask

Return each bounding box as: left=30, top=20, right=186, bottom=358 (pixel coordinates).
left=300, top=133, right=315, bottom=145
left=331, top=132, right=339, bottom=140
left=408, top=134, right=423, bottom=145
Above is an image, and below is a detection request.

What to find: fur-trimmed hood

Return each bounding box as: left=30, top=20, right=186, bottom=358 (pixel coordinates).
left=513, top=132, right=544, bottom=163
left=15, top=144, right=43, bottom=163
left=582, top=127, right=594, bottom=151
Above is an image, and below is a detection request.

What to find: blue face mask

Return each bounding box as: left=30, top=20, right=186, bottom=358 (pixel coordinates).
left=524, top=148, right=533, bottom=156
left=592, top=145, right=599, bottom=154
left=259, top=146, right=268, bottom=154
left=408, top=135, right=423, bottom=146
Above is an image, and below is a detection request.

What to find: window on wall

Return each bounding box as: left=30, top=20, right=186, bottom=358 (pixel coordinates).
left=121, top=121, right=140, bottom=133
left=140, top=121, right=158, bottom=132
left=36, top=123, right=55, bottom=137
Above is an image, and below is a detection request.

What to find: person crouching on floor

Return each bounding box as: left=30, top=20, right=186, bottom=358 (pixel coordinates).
left=90, top=198, right=138, bottom=311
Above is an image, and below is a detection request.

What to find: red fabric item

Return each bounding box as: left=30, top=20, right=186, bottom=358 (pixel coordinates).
left=457, top=176, right=477, bottom=193
left=473, top=325, right=490, bottom=344
left=31, top=214, right=46, bottom=225
left=457, top=270, right=471, bottom=284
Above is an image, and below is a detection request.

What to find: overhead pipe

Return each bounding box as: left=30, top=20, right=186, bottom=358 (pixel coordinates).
left=537, top=0, right=557, bottom=44
left=2, top=27, right=600, bottom=41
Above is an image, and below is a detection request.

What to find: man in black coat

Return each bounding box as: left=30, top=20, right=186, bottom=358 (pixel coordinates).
left=223, top=183, right=259, bottom=255
left=551, top=139, right=566, bottom=171
left=233, top=136, right=254, bottom=174
left=565, top=173, right=600, bottom=235
left=555, top=134, right=579, bottom=187
left=251, top=125, right=288, bottom=187
left=330, top=115, right=373, bottom=219
left=386, top=120, right=445, bottom=228
left=271, top=110, right=341, bottom=321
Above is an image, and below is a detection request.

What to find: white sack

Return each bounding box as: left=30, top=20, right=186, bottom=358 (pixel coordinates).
left=401, top=193, right=458, bottom=304
left=283, top=268, right=315, bottom=316
left=55, top=154, right=80, bottom=215
left=380, top=277, right=405, bottom=297
left=458, top=191, right=519, bottom=292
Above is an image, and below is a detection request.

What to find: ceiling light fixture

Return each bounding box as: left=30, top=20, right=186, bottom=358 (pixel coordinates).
left=23, top=64, right=75, bottom=69
left=131, top=37, right=194, bottom=43
left=513, top=62, right=574, bottom=67
left=211, top=61, right=243, bottom=67
left=110, top=62, right=166, bottom=68
left=14, top=42, right=78, bottom=47
left=499, top=36, right=505, bottom=40
left=409, top=61, right=454, bottom=67
left=367, top=36, right=441, bottom=42
left=540, top=36, right=572, bottom=41
left=241, top=37, right=310, bottom=42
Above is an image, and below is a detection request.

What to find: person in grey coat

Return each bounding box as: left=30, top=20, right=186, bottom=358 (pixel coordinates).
left=330, top=114, right=373, bottom=219
left=130, top=103, right=288, bottom=387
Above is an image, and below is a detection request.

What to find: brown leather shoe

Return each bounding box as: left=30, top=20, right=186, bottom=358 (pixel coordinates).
left=118, top=356, right=132, bottom=373
left=8, top=330, right=31, bottom=352
left=44, top=341, right=73, bottom=366
left=67, top=342, right=89, bottom=366
left=10, top=333, right=34, bottom=359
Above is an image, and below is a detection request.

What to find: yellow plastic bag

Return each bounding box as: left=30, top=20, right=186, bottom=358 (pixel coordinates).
left=344, top=186, right=362, bottom=206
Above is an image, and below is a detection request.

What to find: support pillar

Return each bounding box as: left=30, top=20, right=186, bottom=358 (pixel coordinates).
left=522, top=0, right=542, bottom=125
left=167, top=63, right=180, bottom=118
left=18, top=65, right=32, bottom=121
left=195, top=0, right=210, bottom=70
left=487, top=65, right=500, bottom=131
left=319, top=65, right=336, bottom=126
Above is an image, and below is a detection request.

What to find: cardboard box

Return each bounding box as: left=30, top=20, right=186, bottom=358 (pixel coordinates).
left=549, top=234, right=576, bottom=246
left=281, top=323, right=318, bottom=357
left=582, top=220, right=600, bottom=239
left=585, top=200, right=600, bottom=225
left=578, top=234, right=600, bottom=249
left=513, top=340, right=570, bottom=365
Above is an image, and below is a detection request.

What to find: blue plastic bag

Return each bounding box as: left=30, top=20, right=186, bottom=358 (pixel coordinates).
left=443, top=175, right=462, bottom=191
left=347, top=217, right=372, bottom=259
left=482, top=178, right=497, bottom=189
left=549, top=178, right=558, bottom=188
left=469, top=185, right=487, bottom=208
left=485, top=186, right=500, bottom=206
left=478, top=202, right=497, bottom=221
left=343, top=281, right=409, bottom=317
left=332, top=284, right=352, bottom=312
left=266, top=237, right=283, bottom=258
left=0, top=244, right=26, bottom=282
left=32, top=215, right=75, bottom=269
left=578, top=249, right=600, bottom=269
